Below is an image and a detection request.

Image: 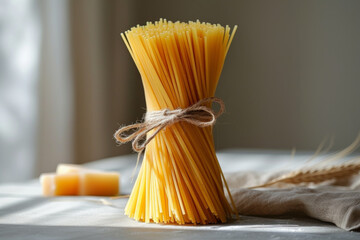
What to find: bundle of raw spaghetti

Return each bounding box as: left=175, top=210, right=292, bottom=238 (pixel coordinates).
left=116, top=19, right=237, bottom=224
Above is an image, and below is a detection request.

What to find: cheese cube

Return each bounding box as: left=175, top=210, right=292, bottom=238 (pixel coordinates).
left=80, top=172, right=119, bottom=196
left=40, top=164, right=120, bottom=196
left=56, top=164, right=85, bottom=174
left=40, top=173, right=79, bottom=196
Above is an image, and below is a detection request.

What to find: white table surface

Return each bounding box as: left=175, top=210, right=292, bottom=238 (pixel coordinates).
left=1, top=149, right=359, bottom=240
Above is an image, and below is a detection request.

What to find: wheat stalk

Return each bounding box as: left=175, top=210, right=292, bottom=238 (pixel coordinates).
left=250, top=161, right=360, bottom=188
left=249, top=134, right=360, bottom=189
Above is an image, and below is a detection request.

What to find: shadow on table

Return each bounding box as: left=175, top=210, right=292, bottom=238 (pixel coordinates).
left=0, top=197, right=47, bottom=218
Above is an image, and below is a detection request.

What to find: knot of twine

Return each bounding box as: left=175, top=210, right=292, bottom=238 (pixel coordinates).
left=114, top=97, right=225, bottom=153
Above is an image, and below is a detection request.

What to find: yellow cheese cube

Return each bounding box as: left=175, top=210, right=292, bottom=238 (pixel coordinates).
left=40, top=174, right=54, bottom=196
left=40, top=173, right=79, bottom=196
left=40, top=164, right=120, bottom=197
left=56, top=164, right=86, bottom=174
left=80, top=172, right=119, bottom=196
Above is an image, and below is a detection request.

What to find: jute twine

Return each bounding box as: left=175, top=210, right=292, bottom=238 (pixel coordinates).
left=114, top=97, right=225, bottom=154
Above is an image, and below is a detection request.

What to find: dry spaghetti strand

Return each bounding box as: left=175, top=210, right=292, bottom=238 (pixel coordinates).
left=120, top=19, right=237, bottom=224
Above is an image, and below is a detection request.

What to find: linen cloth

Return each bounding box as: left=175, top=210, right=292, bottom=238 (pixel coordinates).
left=226, top=172, right=360, bottom=231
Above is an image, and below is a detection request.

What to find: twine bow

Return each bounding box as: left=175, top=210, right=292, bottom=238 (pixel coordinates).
left=114, top=97, right=225, bottom=153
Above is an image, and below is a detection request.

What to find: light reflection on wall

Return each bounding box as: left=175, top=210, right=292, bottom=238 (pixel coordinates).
left=0, top=0, right=41, bottom=182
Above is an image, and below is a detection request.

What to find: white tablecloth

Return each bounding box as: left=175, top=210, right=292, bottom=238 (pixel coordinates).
left=1, top=150, right=359, bottom=240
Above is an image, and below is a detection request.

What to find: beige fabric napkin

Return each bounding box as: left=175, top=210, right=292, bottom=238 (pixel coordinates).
left=226, top=172, right=360, bottom=231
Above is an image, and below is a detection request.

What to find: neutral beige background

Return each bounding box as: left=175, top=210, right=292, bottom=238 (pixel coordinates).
left=44, top=0, right=360, bottom=166
left=134, top=0, right=360, bottom=151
